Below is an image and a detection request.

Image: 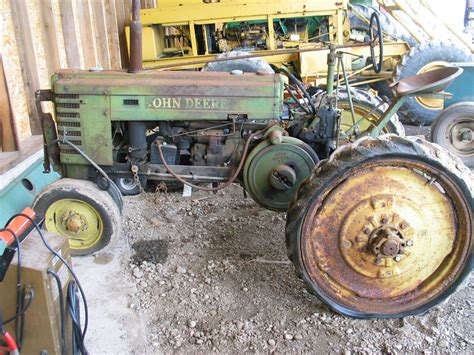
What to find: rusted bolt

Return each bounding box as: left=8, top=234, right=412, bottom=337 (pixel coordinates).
left=394, top=255, right=402, bottom=262
left=406, top=240, right=413, bottom=246
left=342, top=240, right=352, bottom=249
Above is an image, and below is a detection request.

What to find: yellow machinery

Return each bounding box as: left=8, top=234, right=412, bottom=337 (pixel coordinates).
left=126, top=0, right=409, bottom=85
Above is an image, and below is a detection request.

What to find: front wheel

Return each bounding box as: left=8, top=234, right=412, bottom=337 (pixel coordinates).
left=286, top=135, right=473, bottom=318
left=33, top=178, right=122, bottom=256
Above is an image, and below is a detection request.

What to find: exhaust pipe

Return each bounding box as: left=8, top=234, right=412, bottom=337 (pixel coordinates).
left=128, top=0, right=142, bottom=73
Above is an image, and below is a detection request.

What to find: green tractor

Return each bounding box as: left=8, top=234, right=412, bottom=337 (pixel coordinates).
left=34, top=1, right=472, bottom=318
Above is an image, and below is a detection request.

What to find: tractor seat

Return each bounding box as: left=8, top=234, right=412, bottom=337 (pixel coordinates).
left=392, top=67, right=463, bottom=97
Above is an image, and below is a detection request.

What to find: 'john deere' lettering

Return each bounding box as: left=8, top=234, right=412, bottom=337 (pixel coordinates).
left=152, top=97, right=228, bottom=110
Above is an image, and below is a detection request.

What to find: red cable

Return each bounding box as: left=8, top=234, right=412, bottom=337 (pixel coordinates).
left=1, top=331, right=17, bottom=351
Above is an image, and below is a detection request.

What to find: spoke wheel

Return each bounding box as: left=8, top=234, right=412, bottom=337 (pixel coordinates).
left=286, top=135, right=473, bottom=317
left=33, top=178, right=122, bottom=256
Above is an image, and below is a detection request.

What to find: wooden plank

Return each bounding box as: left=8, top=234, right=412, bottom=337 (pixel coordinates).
left=0, top=135, right=43, bottom=174
left=76, top=0, right=97, bottom=68
left=104, top=0, right=122, bottom=69
left=0, top=54, right=18, bottom=152
left=90, top=0, right=111, bottom=69
left=9, top=0, right=43, bottom=135
left=39, top=0, right=61, bottom=76
left=115, top=0, right=130, bottom=68
left=59, top=0, right=82, bottom=68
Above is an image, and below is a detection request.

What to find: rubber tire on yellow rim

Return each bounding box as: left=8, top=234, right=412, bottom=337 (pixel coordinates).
left=336, top=87, right=405, bottom=142
left=393, top=41, right=472, bottom=126
left=33, top=178, right=122, bottom=256
left=286, top=135, right=473, bottom=318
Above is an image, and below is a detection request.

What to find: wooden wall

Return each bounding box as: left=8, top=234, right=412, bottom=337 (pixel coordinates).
left=0, top=0, right=155, bottom=149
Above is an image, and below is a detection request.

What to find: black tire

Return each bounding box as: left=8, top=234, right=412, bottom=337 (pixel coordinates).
left=202, top=50, right=274, bottom=73
left=33, top=178, right=122, bottom=256
left=393, top=41, right=473, bottom=126
left=336, top=87, right=405, bottom=138
left=431, top=102, right=474, bottom=167
left=113, top=175, right=144, bottom=196
left=286, top=135, right=473, bottom=318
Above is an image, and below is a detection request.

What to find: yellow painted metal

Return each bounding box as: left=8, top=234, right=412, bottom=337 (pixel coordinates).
left=302, top=160, right=470, bottom=313
left=140, top=1, right=347, bottom=25
left=44, top=199, right=104, bottom=251
left=415, top=61, right=449, bottom=110
left=338, top=100, right=393, bottom=141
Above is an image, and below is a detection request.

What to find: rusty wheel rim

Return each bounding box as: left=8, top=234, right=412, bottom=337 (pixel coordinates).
left=300, top=157, right=472, bottom=316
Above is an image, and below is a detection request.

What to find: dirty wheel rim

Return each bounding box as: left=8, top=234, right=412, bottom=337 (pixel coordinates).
left=300, top=158, right=471, bottom=315
left=339, top=104, right=390, bottom=141
left=414, top=61, right=448, bottom=111
left=445, top=117, right=474, bottom=158
left=45, top=199, right=104, bottom=250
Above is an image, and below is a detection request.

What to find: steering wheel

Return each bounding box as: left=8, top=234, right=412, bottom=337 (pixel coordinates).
left=369, top=12, right=383, bottom=74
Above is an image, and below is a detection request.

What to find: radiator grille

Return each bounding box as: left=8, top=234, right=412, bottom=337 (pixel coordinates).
left=57, top=102, right=80, bottom=109
left=55, top=95, right=82, bottom=156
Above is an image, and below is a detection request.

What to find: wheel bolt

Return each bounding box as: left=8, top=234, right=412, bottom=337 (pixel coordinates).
left=406, top=240, right=413, bottom=246
left=399, top=222, right=408, bottom=229
left=394, top=255, right=402, bottom=262
left=363, top=227, right=371, bottom=235
left=374, top=258, right=382, bottom=265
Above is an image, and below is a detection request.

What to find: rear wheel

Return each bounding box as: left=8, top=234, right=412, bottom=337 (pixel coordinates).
left=431, top=102, right=474, bottom=167
left=33, top=178, right=122, bottom=256
left=286, top=135, right=473, bottom=317
left=337, top=87, right=405, bottom=142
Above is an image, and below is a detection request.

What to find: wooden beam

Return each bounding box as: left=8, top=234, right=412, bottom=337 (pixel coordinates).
left=90, top=0, right=111, bottom=69
left=59, top=0, right=82, bottom=68
left=0, top=54, right=19, bottom=152
left=39, top=0, right=61, bottom=76
left=104, top=0, right=122, bottom=69
left=9, top=0, right=42, bottom=135
left=115, top=0, right=130, bottom=68
left=76, top=0, right=97, bottom=68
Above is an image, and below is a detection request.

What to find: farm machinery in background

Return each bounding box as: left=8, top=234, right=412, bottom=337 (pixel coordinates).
left=33, top=0, right=473, bottom=319
left=127, top=0, right=473, bottom=126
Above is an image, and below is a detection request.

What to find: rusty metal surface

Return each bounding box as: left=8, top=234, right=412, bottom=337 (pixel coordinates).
left=128, top=0, right=143, bottom=73
left=299, top=158, right=472, bottom=315
left=394, top=66, right=463, bottom=97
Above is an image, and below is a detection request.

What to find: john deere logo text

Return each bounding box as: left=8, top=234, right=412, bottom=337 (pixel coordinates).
left=152, top=97, right=229, bottom=110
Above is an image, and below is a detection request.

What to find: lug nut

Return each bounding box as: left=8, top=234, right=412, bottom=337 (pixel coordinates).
left=374, top=258, right=382, bottom=265
left=363, top=227, right=371, bottom=235
left=406, top=240, right=413, bottom=246
left=394, top=255, right=402, bottom=262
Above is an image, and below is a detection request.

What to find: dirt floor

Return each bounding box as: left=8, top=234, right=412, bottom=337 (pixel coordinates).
left=78, top=126, right=473, bottom=354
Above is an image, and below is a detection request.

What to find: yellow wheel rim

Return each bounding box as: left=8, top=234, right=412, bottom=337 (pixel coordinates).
left=339, top=103, right=390, bottom=142
left=415, top=61, right=448, bottom=110
left=300, top=158, right=471, bottom=315
left=45, top=199, right=104, bottom=250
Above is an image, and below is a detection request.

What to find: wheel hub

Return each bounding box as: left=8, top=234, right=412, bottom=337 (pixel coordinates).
left=61, top=211, right=88, bottom=234
left=339, top=195, right=416, bottom=279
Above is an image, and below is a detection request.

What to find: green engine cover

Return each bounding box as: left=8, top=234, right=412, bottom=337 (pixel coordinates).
left=51, top=69, right=285, bottom=166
